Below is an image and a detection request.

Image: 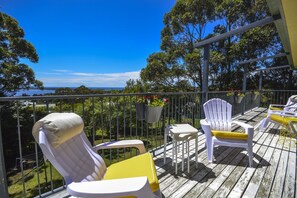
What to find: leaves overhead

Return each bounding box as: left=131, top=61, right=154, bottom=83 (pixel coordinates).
left=0, top=12, right=42, bottom=96
left=139, top=0, right=216, bottom=92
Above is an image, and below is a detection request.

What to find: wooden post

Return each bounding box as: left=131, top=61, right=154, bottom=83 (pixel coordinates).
left=201, top=44, right=210, bottom=118
left=258, top=70, right=263, bottom=107
left=241, top=65, right=247, bottom=115
left=0, top=106, right=9, bottom=198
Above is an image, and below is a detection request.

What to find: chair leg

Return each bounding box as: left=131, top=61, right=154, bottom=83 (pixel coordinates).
left=259, top=118, right=268, bottom=132
left=289, top=122, right=297, bottom=134
left=206, top=141, right=213, bottom=162
left=248, top=145, right=253, bottom=167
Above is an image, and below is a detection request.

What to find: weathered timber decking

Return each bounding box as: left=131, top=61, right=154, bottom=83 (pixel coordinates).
left=48, top=107, right=296, bottom=198
left=154, top=107, right=296, bottom=198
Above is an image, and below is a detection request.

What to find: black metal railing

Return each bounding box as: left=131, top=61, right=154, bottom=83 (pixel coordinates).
left=260, top=90, right=297, bottom=107
left=0, top=90, right=291, bottom=197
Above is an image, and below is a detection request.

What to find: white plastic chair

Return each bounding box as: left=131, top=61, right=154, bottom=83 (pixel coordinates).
left=260, top=95, right=297, bottom=133
left=200, top=98, right=254, bottom=167
left=32, top=113, right=161, bottom=198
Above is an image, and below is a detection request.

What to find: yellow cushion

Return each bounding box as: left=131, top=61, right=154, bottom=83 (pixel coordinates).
left=211, top=130, right=248, bottom=140
left=104, top=152, right=159, bottom=193
left=270, top=107, right=284, bottom=111
left=270, top=114, right=297, bottom=125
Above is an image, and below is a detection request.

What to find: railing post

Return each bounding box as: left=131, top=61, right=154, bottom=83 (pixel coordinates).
left=241, top=65, right=247, bottom=115
left=258, top=70, right=263, bottom=107
left=201, top=44, right=210, bottom=118
left=0, top=106, right=9, bottom=198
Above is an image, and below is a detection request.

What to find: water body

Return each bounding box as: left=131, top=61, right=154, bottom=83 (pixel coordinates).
left=15, top=89, right=56, bottom=96
left=15, top=87, right=124, bottom=96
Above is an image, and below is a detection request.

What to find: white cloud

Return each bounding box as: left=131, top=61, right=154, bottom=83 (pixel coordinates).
left=39, top=70, right=140, bottom=87
left=53, top=69, right=72, bottom=73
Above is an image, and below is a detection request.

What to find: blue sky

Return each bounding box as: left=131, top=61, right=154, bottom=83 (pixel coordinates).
left=2, top=0, right=218, bottom=88
left=2, top=0, right=176, bottom=87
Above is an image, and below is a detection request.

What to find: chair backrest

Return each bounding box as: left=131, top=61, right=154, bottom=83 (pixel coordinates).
left=203, top=98, right=232, bottom=131
left=32, top=113, right=107, bottom=185
left=284, top=95, right=297, bottom=112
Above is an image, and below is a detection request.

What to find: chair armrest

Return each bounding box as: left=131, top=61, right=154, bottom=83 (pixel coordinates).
left=67, top=177, right=155, bottom=198
left=93, top=140, right=146, bottom=154
left=200, top=119, right=211, bottom=128
left=232, top=120, right=254, bottom=136
left=200, top=119, right=212, bottom=139
left=269, top=104, right=286, bottom=109
left=268, top=109, right=297, bottom=117
left=278, top=111, right=297, bottom=116
left=269, top=104, right=297, bottom=113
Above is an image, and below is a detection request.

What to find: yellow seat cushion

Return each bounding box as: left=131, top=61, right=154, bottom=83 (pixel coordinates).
left=269, top=107, right=284, bottom=111
left=270, top=114, right=297, bottom=125
left=104, top=152, right=159, bottom=193
left=211, top=130, right=248, bottom=140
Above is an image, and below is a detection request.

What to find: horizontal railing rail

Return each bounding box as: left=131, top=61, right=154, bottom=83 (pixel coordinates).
left=0, top=90, right=287, bottom=197
left=261, top=90, right=297, bottom=107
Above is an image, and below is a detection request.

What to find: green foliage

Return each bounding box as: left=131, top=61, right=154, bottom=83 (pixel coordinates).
left=226, top=91, right=234, bottom=96
left=138, top=0, right=216, bottom=92
left=147, top=96, right=168, bottom=107
left=128, top=0, right=297, bottom=93
left=209, top=0, right=285, bottom=91
left=226, top=90, right=245, bottom=97
left=54, top=86, right=105, bottom=95
left=54, top=87, right=74, bottom=95
left=0, top=12, right=43, bottom=96
left=236, top=91, right=245, bottom=97
left=123, top=79, right=149, bottom=93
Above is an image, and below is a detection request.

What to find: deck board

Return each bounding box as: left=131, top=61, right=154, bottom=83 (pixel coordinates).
left=175, top=130, right=263, bottom=197
left=283, top=137, right=296, bottom=198
left=156, top=107, right=296, bottom=198
left=47, top=107, right=296, bottom=198
left=197, top=129, right=268, bottom=197
left=239, top=128, right=278, bottom=198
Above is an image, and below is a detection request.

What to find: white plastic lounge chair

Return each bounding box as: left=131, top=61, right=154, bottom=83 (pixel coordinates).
left=260, top=95, right=297, bottom=133
left=200, top=98, right=254, bottom=167
left=32, top=113, right=161, bottom=198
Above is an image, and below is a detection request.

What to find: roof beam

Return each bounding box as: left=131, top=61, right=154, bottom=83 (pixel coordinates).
left=194, top=16, right=276, bottom=48
left=255, top=64, right=290, bottom=72
left=238, top=53, right=287, bottom=65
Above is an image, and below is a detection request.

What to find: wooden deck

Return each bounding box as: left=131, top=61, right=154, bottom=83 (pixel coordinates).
left=154, top=107, right=296, bottom=198
left=48, top=107, right=296, bottom=198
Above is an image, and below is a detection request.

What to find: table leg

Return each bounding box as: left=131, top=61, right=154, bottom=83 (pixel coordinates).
left=163, top=130, right=167, bottom=164
left=195, top=134, right=198, bottom=168
left=187, top=140, right=190, bottom=173
left=175, top=139, right=178, bottom=174
left=172, top=140, right=175, bottom=166
left=182, top=140, right=184, bottom=172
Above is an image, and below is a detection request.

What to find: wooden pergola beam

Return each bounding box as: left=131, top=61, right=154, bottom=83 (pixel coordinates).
left=194, top=16, right=277, bottom=48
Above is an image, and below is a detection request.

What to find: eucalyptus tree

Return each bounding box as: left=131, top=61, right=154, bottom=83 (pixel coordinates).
left=0, top=12, right=42, bottom=96
left=138, top=0, right=287, bottom=92
left=140, top=0, right=216, bottom=92
left=209, top=0, right=284, bottom=90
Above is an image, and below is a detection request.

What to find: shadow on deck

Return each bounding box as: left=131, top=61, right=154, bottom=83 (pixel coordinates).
left=155, top=107, right=296, bottom=198
left=47, top=107, right=297, bottom=198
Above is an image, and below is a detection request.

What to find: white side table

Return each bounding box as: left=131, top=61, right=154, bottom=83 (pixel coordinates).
left=164, top=124, right=198, bottom=174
